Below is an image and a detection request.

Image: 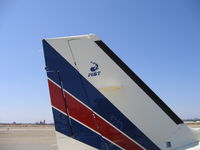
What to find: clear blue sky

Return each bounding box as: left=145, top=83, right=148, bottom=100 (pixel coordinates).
left=0, top=0, right=199, bottom=123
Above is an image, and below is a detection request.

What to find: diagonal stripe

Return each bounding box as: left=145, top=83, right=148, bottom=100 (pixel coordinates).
left=43, top=40, right=160, bottom=150
left=53, top=106, right=123, bottom=150
left=48, top=79, right=144, bottom=150
left=48, top=77, right=144, bottom=148
left=52, top=107, right=111, bottom=149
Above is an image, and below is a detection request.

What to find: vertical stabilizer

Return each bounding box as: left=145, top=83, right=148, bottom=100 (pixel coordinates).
left=42, top=34, right=199, bottom=150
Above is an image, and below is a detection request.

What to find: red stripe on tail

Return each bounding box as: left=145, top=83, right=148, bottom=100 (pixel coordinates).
left=48, top=79, right=143, bottom=150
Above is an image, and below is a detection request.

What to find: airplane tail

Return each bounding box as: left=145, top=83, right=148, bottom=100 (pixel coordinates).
left=42, top=34, right=200, bottom=150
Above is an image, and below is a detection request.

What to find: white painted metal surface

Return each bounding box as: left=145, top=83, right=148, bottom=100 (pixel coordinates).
left=44, top=34, right=200, bottom=150
left=55, top=131, right=98, bottom=150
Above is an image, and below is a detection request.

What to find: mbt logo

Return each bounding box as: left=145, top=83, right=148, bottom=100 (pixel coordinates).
left=88, top=61, right=101, bottom=77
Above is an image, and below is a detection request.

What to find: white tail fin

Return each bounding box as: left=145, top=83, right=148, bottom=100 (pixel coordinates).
left=42, top=34, right=200, bottom=150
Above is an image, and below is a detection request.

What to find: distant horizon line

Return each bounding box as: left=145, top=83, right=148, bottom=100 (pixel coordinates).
left=1, top=118, right=200, bottom=124
left=0, top=122, right=54, bottom=125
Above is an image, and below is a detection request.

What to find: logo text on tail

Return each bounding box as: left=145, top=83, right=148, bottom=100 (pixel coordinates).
left=88, top=61, right=101, bottom=77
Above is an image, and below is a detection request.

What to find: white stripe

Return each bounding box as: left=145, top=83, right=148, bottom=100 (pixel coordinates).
left=48, top=78, right=145, bottom=149
left=52, top=106, right=124, bottom=150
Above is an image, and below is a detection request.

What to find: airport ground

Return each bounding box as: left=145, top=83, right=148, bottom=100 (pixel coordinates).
left=0, top=123, right=200, bottom=150
left=0, top=124, right=57, bottom=150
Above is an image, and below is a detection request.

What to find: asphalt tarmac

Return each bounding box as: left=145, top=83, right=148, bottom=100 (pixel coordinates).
left=0, top=123, right=199, bottom=150
left=0, top=125, right=58, bottom=150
